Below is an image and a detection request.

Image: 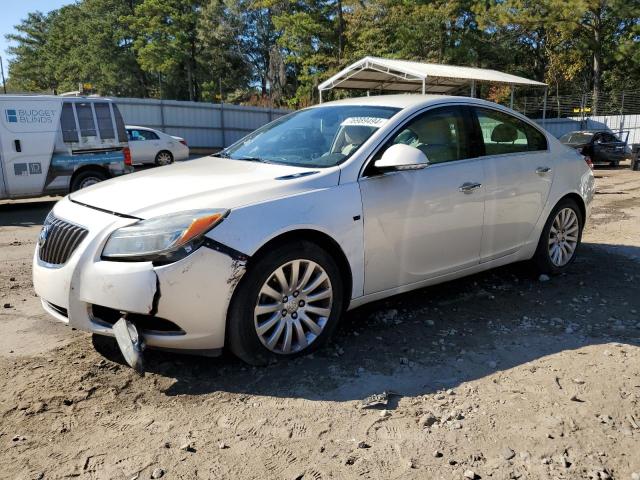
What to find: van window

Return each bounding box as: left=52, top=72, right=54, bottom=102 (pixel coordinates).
left=94, top=103, right=115, bottom=140
left=113, top=105, right=127, bottom=143
left=61, top=103, right=79, bottom=143
left=76, top=103, right=97, bottom=137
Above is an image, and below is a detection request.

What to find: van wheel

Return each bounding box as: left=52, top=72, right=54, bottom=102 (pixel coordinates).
left=70, top=170, right=108, bottom=192
left=227, top=241, right=344, bottom=366
left=155, top=151, right=173, bottom=166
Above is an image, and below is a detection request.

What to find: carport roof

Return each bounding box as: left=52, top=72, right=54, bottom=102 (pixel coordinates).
left=318, top=56, right=547, bottom=95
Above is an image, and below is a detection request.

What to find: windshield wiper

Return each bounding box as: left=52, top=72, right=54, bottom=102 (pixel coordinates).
left=237, top=156, right=266, bottom=163
left=215, top=152, right=270, bottom=163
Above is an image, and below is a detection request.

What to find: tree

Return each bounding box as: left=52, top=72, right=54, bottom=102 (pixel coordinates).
left=128, top=0, right=204, bottom=101
left=6, top=11, right=58, bottom=93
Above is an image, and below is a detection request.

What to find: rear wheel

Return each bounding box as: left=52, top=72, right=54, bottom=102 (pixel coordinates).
left=228, top=241, right=344, bottom=365
left=70, top=169, right=108, bottom=192
left=155, top=150, right=174, bottom=166
left=532, top=198, right=583, bottom=274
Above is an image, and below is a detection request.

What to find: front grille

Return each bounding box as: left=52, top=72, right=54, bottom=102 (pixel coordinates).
left=38, top=213, right=88, bottom=265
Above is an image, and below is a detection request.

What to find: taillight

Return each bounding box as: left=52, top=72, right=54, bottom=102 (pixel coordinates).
left=584, top=155, right=593, bottom=169
left=123, top=147, right=132, bottom=166
left=179, top=139, right=187, bottom=147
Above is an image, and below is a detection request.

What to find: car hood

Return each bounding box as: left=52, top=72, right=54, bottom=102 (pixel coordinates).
left=69, top=157, right=337, bottom=219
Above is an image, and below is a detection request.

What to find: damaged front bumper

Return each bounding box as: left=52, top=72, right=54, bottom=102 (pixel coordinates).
left=33, top=198, right=246, bottom=355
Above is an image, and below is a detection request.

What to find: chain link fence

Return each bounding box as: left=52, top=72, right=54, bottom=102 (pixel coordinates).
left=492, top=90, right=640, bottom=146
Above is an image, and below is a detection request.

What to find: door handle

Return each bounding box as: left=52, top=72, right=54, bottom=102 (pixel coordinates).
left=14, top=139, right=21, bottom=153
left=536, top=166, right=551, bottom=174
left=459, top=182, right=482, bottom=193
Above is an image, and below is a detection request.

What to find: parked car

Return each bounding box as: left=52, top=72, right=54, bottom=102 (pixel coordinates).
left=126, top=125, right=189, bottom=165
left=33, top=95, right=594, bottom=367
left=559, top=130, right=631, bottom=167
left=0, top=96, right=132, bottom=200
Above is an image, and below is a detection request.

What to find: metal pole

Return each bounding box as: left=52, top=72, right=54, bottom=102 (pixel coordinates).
left=470, top=80, right=476, bottom=98
left=542, top=87, right=547, bottom=126
left=422, top=78, right=426, bottom=95
left=619, top=91, right=625, bottom=136
left=220, top=103, right=226, bottom=148
left=510, top=86, right=514, bottom=109
left=0, top=55, right=7, bottom=94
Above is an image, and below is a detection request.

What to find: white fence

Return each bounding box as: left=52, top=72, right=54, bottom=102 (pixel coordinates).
left=111, top=96, right=640, bottom=149
left=535, top=114, right=640, bottom=145
left=111, top=97, right=290, bottom=149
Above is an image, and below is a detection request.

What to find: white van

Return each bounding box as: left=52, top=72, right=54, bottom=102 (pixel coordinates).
left=0, top=96, right=132, bottom=200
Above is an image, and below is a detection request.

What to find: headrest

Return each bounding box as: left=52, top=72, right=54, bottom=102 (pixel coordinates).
left=411, top=117, right=451, bottom=145
left=344, top=125, right=374, bottom=144
left=491, top=123, right=518, bottom=143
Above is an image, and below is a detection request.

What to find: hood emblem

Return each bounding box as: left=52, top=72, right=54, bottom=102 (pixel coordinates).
left=38, top=224, right=51, bottom=249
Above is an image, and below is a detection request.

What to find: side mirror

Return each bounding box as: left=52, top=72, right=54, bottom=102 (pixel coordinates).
left=374, top=144, right=429, bottom=172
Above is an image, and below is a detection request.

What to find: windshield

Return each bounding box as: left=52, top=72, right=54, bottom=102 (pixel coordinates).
left=560, top=132, right=594, bottom=144
left=220, top=105, right=400, bottom=168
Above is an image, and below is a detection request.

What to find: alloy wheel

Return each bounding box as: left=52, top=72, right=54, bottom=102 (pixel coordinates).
left=156, top=152, right=173, bottom=166
left=254, top=259, right=333, bottom=354
left=548, top=207, right=579, bottom=267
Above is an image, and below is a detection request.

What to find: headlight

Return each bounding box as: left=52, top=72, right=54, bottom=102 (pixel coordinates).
left=102, top=209, right=228, bottom=263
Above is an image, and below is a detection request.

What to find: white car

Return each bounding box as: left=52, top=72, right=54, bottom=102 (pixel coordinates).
left=33, top=95, right=595, bottom=366
left=126, top=126, right=189, bottom=165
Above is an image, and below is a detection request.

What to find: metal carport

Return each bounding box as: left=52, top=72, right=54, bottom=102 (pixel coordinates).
left=318, top=56, right=548, bottom=114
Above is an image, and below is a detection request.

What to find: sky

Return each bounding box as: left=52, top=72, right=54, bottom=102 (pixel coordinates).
left=0, top=0, right=73, bottom=72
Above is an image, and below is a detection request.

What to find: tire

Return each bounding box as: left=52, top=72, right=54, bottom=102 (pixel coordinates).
left=70, top=169, right=108, bottom=192
left=532, top=198, right=584, bottom=275
left=227, top=240, right=344, bottom=365
left=155, top=150, right=174, bottom=166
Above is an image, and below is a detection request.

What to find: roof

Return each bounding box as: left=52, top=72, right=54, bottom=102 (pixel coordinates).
left=315, top=93, right=456, bottom=109
left=318, top=57, right=546, bottom=95
left=0, top=94, right=111, bottom=102
left=313, top=94, right=520, bottom=112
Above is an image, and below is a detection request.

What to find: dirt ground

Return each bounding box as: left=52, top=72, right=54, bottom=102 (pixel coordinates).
left=1, top=165, right=639, bottom=480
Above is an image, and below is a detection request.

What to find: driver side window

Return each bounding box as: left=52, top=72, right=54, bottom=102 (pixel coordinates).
left=377, top=106, right=472, bottom=164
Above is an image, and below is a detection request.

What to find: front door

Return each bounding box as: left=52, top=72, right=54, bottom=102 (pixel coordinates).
left=471, top=107, right=554, bottom=261
left=359, top=105, right=485, bottom=295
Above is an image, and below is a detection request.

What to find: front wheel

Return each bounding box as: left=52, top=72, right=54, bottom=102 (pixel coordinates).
left=227, top=241, right=344, bottom=365
left=532, top=198, right=583, bottom=274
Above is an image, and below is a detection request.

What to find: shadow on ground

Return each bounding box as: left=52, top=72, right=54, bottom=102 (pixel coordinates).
left=93, top=241, right=640, bottom=404
left=0, top=200, right=57, bottom=227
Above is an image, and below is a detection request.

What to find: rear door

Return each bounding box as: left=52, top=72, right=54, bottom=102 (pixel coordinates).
left=471, top=106, right=553, bottom=261
left=0, top=135, right=6, bottom=198
left=127, top=128, right=159, bottom=163
left=1, top=100, right=61, bottom=196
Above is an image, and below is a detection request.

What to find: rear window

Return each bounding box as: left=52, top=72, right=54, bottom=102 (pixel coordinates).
left=475, top=107, right=547, bottom=155
left=76, top=103, right=97, bottom=137
left=60, top=103, right=78, bottom=143
left=113, top=105, right=127, bottom=143
left=94, top=103, right=115, bottom=140
left=559, top=132, right=594, bottom=144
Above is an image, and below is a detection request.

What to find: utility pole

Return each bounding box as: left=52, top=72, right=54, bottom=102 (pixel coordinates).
left=0, top=55, right=7, bottom=94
